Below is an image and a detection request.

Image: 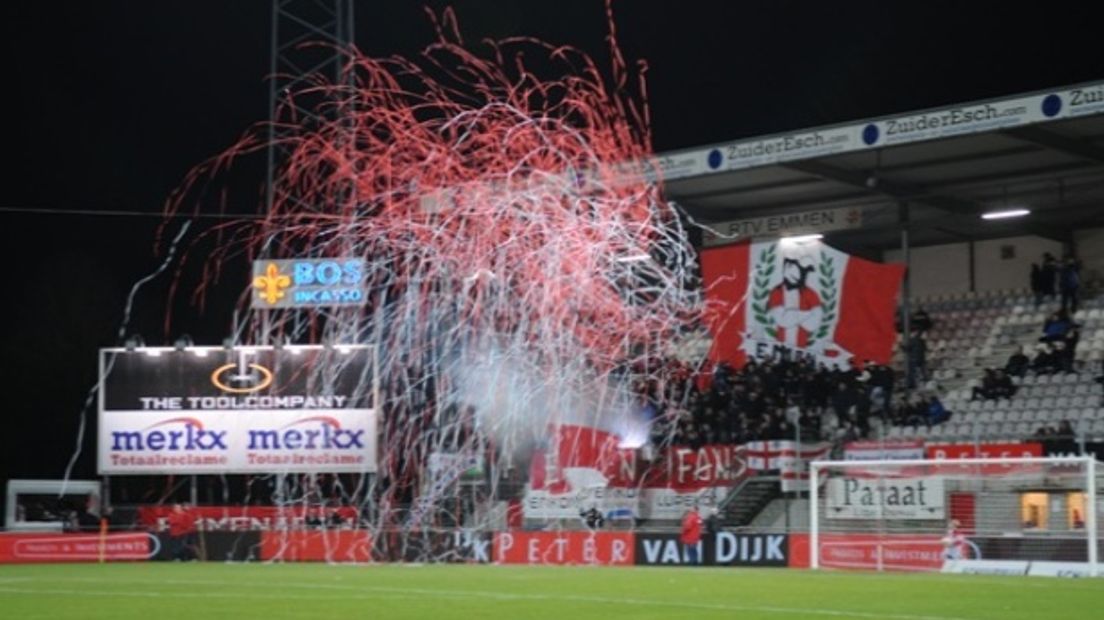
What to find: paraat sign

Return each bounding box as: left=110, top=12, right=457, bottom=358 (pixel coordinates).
left=827, top=477, right=945, bottom=520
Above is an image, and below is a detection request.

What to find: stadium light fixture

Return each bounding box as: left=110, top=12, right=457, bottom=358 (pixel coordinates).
left=781, top=233, right=823, bottom=244
left=981, top=208, right=1030, bottom=220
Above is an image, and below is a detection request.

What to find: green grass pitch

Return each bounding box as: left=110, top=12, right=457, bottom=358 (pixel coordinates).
left=1, top=563, right=1101, bottom=619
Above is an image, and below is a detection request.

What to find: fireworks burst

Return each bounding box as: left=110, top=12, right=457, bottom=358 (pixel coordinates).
left=164, top=5, right=702, bottom=535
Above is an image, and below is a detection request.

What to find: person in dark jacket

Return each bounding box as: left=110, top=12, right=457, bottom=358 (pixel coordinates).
left=580, top=506, right=605, bottom=530
left=1030, top=263, right=1045, bottom=307
left=1059, top=256, right=1082, bottom=314
left=1004, top=346, right=1029, bottom=378
left=1040, top=253, right=1058, bottom=301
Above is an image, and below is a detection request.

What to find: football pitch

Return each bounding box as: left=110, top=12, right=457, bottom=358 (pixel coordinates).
left=1, top=563, right=1101, bottom=619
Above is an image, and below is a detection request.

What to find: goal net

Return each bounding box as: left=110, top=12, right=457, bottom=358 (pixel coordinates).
left=809, top=456, right=1101, bottom=576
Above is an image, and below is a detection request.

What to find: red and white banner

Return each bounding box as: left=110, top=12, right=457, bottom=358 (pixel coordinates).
left=639, top=444, right=749, bottom=519
left=523, top=428, right=833, bottom=519
left=524, top=425, right=747, bottom=519
left=789, top=533, right=945, bottom=571
left=525, top=424, right=640, bottom=519
left=844, top=440, right=925, bottom=461
left=745, top=440, right=831, bottom=492
left=643, top=444, right=749, bottom=488
left=701, top=240, right=905, bottom=369
left=0, top=532, right=156, bottom=564
left=493, top=531, right=634, bottom=565
left=259, top=530, right=372, bottom=562
left=138, top=505, right=360, bottom=532
left=926, top=442, right=1043, bottom=460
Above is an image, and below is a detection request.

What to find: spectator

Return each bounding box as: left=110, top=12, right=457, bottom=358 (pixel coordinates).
left=1040, top=252, right=1058, bottom=302
left=906, top=332, right=928, bottom=388
left=580, top=506, right=605, bottom=530
left=972, top=369, right=997, bottom=401
left=1033, top=425, right=1053, bottom=442
left=1095, top=360, right=1104, bottom=405
left=901, top=394, right=929, bottom=427
left=1040, top=311, right=1072, bottom=343
left=926, top=395, right=951, bottom=426
left=1030, top=263, right=1045, bottom=307
left=1032, top=343, right=1059, bottom=375
left=1056, top=419, right=1076, bottom=439
left=704, top=506, right=720, bottom=535
left=831, top=382, right=856, bottom=421
left=991, top=369, right=1016, bottom=399
left=1059, top=329, right=1079, bottom=373
left=1052, top=341, right=1072, bottom=374
left=870, top=362, right=895, bottom=412
left=1004, top=346, right=1029, bottom=378
left=1059, top=255, right=1082, bottom=313
left=68, top=494, right=107, bottom=532
left=911, top=307, right=933, bottom=333
left=1041, top=420, right=1077, bottom=455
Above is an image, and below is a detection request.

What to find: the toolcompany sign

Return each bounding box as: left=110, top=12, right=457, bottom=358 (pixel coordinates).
left=97, top=346, right=376, bottom=475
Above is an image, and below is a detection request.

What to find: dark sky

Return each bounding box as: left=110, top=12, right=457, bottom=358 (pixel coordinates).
left=0, top=1, right=1100, bottom=486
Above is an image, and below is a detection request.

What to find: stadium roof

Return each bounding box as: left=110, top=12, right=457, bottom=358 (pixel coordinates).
left=658, top=80, right=1104, bottom=253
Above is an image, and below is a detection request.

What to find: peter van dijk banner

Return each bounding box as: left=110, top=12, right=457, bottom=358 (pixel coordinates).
left=635, top=532, right=788, bottom=567
left=98, top=346, right=377, bottom=475
left=493, top=531, right=634, bottom=565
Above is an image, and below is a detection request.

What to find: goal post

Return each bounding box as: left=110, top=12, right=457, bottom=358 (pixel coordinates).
left=809, top=456, right=1100, bottom=576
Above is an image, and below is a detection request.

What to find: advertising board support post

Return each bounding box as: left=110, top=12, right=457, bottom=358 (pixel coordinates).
left=809, top=461, right=819, bottom=569
left=1089, top=457, right=1098, bottom=576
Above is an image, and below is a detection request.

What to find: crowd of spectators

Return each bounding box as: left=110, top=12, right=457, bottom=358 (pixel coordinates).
left=1031, top=253, right=1082, bottom=312
left=637, top=353, right=901, bottom=449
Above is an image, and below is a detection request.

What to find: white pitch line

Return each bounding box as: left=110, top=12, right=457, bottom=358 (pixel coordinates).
left=4, top=578, right=981, bottom=620
left=0, top=586, right=442, bottom=603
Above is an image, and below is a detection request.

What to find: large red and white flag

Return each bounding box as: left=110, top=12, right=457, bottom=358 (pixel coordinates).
left=701, top=240, right=905, bottom=369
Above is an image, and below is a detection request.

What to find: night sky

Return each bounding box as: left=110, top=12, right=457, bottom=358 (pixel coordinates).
left=0, top=1, right=1100, bottom=493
